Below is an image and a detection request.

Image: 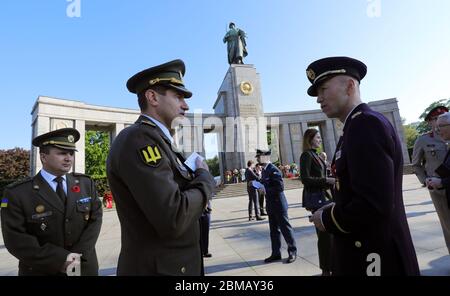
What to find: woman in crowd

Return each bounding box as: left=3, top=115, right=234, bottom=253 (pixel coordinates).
left=299, top=128, right=335, bottom=276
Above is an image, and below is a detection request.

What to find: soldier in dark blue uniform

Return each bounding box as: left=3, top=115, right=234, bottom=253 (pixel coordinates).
left=306, top=56, right=419, bottom=275
left=256, top=149, right=297, bottom=264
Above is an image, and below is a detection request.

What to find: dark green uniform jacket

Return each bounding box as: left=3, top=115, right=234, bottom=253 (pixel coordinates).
left=1, top=172, right=103, bottom=275
left=106, top=115, right=215, bottom=276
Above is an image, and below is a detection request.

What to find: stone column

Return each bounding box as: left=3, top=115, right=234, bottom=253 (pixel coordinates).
left=323, top=119, right=337, bottom=158
left=74, top=120, right=85, bottom=174
left=279, top=123, right=293, bottom=165
left=112, top=123, right=125, bottom=141
left=301, top=122, right=309, bottom=136
left=392, top=109, right=411, bottom=164
left=31, top=116, right=51, bottom=175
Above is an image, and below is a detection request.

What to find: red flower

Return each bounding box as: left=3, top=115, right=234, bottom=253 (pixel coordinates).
left=71, top=185, right=80, bottom=193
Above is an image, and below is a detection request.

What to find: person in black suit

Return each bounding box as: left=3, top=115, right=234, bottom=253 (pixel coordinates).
left=245, top=160, right=265, bottom=221
left=306, top=56, right=419, bottom=275
left=1, top=128, right=102, bottom=276
left=300, top=128, right=334, bottom=276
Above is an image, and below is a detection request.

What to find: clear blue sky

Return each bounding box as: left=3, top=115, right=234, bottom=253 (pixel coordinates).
left=1, top=0, right=450, bottom=150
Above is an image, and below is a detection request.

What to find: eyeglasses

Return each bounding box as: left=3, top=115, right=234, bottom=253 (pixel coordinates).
left=436, top=124, right=450, bottom=132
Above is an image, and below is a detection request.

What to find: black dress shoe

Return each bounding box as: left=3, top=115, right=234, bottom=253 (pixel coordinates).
left=248, top=216, right=255, bottom=221
left=260, top=212, right=268, bottom=216
left=264, top=255, right=282, bottom=263
left=203, top=253, right=212, bottom=258
left=256, top=216, right=266, bottom=221
left=286, top=254, right=297, bottom=264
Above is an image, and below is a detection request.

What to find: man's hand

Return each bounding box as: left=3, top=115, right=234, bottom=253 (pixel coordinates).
left=195, top=157, right=209, bottom=172
left=61, top=253, right=82, bottom=276
left=426, top=177, right=442, bottom=189
left=326, top=177, right=336, bottom=185
left=309, top=202, right=334, bottom=232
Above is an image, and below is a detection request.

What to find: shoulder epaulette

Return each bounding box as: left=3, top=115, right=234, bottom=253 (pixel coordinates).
left=71, top=172, right=91, bottom=179
left=141, top=120, right=156, bottom=127
left=6, top=177, right=33, bottom=189
left=351, top=111, right=363, bottom=119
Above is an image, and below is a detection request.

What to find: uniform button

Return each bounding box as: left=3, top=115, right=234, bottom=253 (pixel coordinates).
left=65, top=219, right=70, bottom=223
left=67, top=231, right=71, bottom=235
left=181, top=267, right=186, bottom=274
left=355, top=241, right=362, bottom=248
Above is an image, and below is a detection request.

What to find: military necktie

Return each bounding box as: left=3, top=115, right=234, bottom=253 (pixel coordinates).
left=54, top=176, right=67, bottom=204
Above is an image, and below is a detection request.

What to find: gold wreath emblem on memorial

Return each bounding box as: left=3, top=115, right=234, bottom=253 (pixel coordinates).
left=240, top=81, right=253, bottom=95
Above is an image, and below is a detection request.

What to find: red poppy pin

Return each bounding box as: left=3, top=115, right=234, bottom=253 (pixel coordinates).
left=71, top=185, right=80, bottom=193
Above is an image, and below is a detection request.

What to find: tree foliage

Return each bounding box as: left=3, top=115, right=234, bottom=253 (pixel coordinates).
left=206, top=155, right=220, bottom=177
left=0, top=148, right=30, bottom=180
left=85, top=131, right=110, bottom=177
left=417, top=99, right=450, bottom=134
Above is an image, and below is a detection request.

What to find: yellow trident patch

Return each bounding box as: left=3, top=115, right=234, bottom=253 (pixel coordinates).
left=140, top=145, right=163, bottom=166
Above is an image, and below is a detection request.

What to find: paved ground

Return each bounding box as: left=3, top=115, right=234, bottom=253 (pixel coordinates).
left=1, top=175, right=449, bottom=276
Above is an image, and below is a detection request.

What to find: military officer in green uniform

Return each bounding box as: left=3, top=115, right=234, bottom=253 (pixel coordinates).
left=1, top=128, right=103, bottom=275
left=106, top=59, right=216, bottom=275
left=412, top=106, right=450, bottom=254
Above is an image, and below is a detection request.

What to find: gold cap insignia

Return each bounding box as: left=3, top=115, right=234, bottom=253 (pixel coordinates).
left=68, top=135, right=75, bottom=143
left=35, top=205, right=45, bottom=213
left=306, top=69, right=316, bottom=81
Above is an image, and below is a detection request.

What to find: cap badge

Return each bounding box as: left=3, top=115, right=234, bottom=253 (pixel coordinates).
left=306, top=69, right=316, bottom=80
left=68, top=135, right=75, bottom=143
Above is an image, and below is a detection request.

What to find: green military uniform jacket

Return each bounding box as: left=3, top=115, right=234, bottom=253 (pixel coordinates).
left=1, top=172, right=103, bottom=275
left=412, top=132, right=448, bottom=184
left=106, top=115, right=215, bottom=276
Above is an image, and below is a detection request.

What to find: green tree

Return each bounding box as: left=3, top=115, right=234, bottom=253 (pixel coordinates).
left=0, top=148, right=30, bottom=179
left=206, top=155, right=220, bottom=177
left=403, top=124, right=419, bottom=149
left=85, top=131, right=110, bottom=177
left=417, top=99, right=450, bottom=134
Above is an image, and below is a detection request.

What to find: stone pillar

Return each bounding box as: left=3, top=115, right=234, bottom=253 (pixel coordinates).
left=74, top=120, right=85, bottom=174
left=31, top=116, right=51, bottom=175
left=279, top=123, right=293, bottom=165
left=214, top=64, right=268, bottom=171
left=323, top=119, right=337, bottom=158
left=392, top=109, right=411, bottom=164
left=112, top=123, right=125, bottom=141
left=301, top=122, right=309, bottom=136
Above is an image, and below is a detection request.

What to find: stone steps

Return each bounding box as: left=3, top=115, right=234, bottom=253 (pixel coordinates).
left=214, top=178, right=303, bottom=199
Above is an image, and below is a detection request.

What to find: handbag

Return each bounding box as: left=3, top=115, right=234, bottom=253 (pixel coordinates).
left=303, top=190, right=330, bottom=211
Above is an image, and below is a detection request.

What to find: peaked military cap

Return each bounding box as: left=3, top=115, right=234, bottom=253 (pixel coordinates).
left=425, top=105, right=449, bottom=121
left=255, top=149, right=271, bottom=157
left=126, top=59, right=192, bottom=98
left=32, top=128, right=80, bottom=151
left=306, top=56, right=367, bottom=96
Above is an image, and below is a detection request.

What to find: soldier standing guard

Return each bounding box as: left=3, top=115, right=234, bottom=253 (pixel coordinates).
left=1, top=128, right=103, bottom=275
left=412, top=106, right=450, bottom=254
